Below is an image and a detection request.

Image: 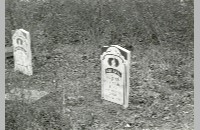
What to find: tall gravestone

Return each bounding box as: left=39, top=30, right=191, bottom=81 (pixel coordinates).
left=12, top=29, right=33, bottom=76
left=101, top=45, right=131, bottom=108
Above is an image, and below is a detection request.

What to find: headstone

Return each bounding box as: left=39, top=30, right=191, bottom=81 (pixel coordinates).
left=101, top=45, right=131, bottom=108
left=5, top=88, right=49, bottom=103
left=12, top=29, right=33, bottom=76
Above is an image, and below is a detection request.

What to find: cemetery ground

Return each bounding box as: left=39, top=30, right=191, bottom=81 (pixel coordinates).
left=5, top=0, right=193, bottom=130
left=5, top=42, right=193, bottom=130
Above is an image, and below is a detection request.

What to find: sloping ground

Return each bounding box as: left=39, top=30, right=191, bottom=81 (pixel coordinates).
left=5, top=43, right=193, bottom=130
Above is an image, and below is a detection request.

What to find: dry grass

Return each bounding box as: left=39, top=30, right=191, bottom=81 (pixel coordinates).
left=5, top=0, right=193, bottom=129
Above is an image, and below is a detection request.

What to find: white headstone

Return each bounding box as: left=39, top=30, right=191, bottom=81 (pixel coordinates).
left=101, top=45, right=131, bottom=108
left=12, top=29, right=33, bottom=76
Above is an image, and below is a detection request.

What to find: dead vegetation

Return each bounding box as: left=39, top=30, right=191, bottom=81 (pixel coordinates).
left=5, top=0, right=193, bottom=129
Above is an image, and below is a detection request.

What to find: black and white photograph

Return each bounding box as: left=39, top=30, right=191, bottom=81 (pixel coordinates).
left=5, top=0, right=194, bottom=129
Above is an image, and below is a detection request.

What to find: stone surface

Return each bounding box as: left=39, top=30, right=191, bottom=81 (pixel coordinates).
left=101, top=45, right=131, bottom=108
left=12, top=29, right=33, bottom=76
left=5, top=88, right=49, bottom=103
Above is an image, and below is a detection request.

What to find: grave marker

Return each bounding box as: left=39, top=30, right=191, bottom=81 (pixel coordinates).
left=12, top=29, right=33, bottom=76
left=5, top=88, right=49, bottom=103
left=101, top=45, right=131, bottom=108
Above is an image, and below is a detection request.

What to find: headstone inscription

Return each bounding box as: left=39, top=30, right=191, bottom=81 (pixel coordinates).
left=12, top=29, right=33, bottom=76
left=101, top=45, right=131, bottom=108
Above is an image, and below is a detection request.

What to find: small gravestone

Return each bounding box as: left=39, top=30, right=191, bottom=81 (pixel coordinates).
left=12, top=29, right=33, bottom=76
left=5, top=88, right=49, bottom=103
left=101, top=45, right=131, bottom=108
